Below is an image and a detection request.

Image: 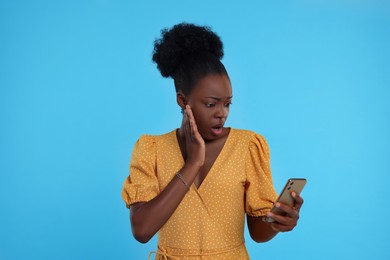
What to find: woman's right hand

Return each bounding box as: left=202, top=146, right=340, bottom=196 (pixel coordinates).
left=129, top=105, right=205, bottom=243
left=182, top=105, right=205, bottom=169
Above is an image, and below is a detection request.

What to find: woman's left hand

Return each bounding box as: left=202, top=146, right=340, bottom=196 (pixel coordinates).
left=265, top=192, right=304, bottom=232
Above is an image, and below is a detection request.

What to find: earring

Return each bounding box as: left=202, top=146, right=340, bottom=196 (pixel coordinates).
left=181, top=109, right=184, bottom=114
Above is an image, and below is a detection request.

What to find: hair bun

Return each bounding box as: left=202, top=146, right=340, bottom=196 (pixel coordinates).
left=152, top=23, right=224, bottom=78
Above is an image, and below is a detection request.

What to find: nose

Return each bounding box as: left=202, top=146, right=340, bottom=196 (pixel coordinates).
left=215, top=104, right=229, bottom=119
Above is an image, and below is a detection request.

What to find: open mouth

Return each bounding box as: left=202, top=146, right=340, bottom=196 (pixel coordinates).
left=211, top=125, right=223, bottom=135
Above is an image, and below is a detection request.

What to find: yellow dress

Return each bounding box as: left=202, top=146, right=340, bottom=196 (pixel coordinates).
left=122, top=128, right=278, bottom=259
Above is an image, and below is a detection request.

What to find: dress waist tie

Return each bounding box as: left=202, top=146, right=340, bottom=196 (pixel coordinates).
left=148, top=242, right=245, bottom=259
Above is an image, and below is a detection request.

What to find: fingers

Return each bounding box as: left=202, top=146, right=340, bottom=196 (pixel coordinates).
left=266, top=209, right=297, bottom=232
left=185, top=105, right=203, bottom=144
left=182, top=105, right=194, bottom=144
left=291, top=191, right=304, bottom=210
left=266, top=204, right=298, bottom=222
left=264, top=193, right=305, bottom=232
left=181, top=105, right=205, bottom=168
left=270, top=221, right=295, bottom=232
left=186, top=105, right=194, bottom=140
left=276, top=202, right=299, bottom=218
left=183, top=107, right=191, bottom=142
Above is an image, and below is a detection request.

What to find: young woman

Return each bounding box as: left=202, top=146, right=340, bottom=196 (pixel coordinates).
left=122, top=23, right=304, bottom=259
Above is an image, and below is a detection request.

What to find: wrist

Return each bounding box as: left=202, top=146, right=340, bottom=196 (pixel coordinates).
left=181, top=163, right=202, bottom=182
left=183, top=162, right=203, bottom=172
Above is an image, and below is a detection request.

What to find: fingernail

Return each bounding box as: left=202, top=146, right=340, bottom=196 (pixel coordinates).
left=266, top=212, right=272, bottom=217
left=275, top=202, right=280, bottom=208
left=292, top=192, right=296, bottom=197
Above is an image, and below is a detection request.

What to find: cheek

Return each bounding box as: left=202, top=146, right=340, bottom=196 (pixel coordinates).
left=192, top=108, right=210, bottom=126
left=225, top=107, right=230, bottom=116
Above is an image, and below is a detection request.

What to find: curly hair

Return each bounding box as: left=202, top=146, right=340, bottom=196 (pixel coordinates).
left=152, top=23, right=228, bottom=94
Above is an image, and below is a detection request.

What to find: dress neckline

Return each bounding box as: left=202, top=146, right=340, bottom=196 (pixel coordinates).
left=173, top=128, right=233, bottom=191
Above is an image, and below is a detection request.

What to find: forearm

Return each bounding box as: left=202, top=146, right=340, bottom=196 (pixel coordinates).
left=247, top=215, right=279, bottom=243
left=130, top=164, right=199, bottom=243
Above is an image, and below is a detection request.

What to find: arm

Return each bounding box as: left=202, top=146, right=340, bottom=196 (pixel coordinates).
left=130, top=106, right=205, bottom=243
left=247, top=216, right=279, bottom=242
left=247, top=191, right=304, bottom=243
left=130, top=164, right=199, bottom=243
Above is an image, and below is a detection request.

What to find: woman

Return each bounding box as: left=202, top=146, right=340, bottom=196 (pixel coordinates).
left=122, top=23, right=304, bottom=259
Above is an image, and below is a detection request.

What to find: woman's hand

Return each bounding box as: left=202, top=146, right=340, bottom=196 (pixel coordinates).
left=264, top=192, right=304, bottom=232
left=182, top=105, right=205, bottom=169
left=129, top=106, right=205, bottom=243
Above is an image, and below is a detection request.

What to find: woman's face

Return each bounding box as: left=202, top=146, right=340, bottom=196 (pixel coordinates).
left=185, top=74, right=232, bottom=142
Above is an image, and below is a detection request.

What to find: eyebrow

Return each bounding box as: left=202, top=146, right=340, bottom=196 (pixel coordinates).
left=205, top=96, right=233, bottom=101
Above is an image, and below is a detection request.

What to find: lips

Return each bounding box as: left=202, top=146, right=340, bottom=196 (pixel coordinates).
left=211, top=123, right=224, bottom=136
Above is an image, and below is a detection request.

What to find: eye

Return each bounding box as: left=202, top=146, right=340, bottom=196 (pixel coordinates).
left=225, top=102, right=232, bottom=107
left=205, top=103, right=215, bottom=108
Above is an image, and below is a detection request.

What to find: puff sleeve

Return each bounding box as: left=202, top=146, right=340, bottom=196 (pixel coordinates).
left=245, top=134, right=278, bottom=217
left=121, top=135, right=160, bottom=208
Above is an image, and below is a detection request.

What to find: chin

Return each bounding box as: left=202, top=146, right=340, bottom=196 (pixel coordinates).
left=204, top=133, right=221, bottom=142
left=199, top=132, right=213, bottom=142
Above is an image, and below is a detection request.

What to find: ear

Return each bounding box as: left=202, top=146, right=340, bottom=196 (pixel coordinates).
left=176, top=90, right=187, bottom=110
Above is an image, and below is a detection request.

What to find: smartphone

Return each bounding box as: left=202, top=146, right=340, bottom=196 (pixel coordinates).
left=266, top=178, right=307, bottom=223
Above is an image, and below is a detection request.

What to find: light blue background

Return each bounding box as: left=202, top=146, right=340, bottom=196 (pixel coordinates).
left=1, top=1, right=389, bottom=259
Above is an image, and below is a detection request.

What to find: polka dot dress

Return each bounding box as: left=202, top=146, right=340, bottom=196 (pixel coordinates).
left=122, top=129, right=278, bottom=259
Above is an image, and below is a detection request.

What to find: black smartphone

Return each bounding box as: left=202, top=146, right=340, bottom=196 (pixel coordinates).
left=266, top=178, right=307, bottom=223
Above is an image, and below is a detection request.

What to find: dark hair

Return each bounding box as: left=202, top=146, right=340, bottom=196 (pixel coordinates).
left=152, top=23, right=228, bottom=95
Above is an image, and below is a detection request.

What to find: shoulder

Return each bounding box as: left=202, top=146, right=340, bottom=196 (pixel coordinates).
left=135, top=130, right=176, bottom=147
left=131, top=130, right=176, bottom=162
left=231, top=128, right=267, bottom=144
left=230, top=128, right=270, bottom=158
